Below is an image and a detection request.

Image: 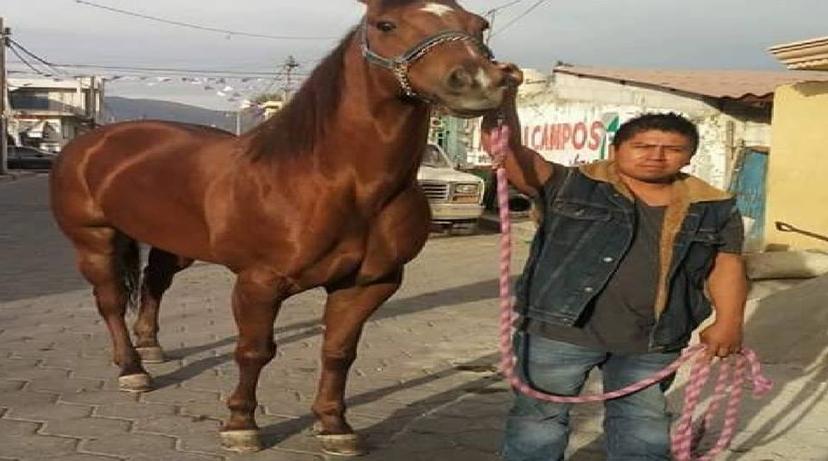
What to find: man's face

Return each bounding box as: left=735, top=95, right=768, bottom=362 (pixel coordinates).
left=614, top=130, right=694, bottom=183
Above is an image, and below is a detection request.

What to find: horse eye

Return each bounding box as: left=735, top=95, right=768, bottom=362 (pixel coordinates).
left=376, top=21, right=397, bottom=32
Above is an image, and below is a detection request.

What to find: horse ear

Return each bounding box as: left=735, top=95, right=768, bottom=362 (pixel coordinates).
left=358, top=0, right=381, bottom=10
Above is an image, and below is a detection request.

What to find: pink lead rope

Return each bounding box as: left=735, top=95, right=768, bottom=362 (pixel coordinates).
left=488, top=124, right=773, bottom=460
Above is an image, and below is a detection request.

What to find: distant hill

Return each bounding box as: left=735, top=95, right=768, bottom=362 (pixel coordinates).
left=103, top=96, right=263, bottom=133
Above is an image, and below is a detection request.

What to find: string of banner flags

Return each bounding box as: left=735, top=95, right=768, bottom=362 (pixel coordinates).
left=6, top=36, right=317, bottom=112
left=7, top=67, right=305, bottom=110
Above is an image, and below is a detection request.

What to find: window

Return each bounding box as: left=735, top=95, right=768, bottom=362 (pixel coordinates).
left=421, top=145, right=453, bottom=169
left=10, top=91, right=51, bottom=110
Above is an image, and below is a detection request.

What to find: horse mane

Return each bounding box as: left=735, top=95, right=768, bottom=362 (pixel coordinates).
left=245, top=27, right=358, bottom=159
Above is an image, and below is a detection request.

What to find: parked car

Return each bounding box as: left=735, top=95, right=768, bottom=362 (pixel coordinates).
left=417, top=144, right=485, bottom=234
left=7, top=145, right=58, bottom=170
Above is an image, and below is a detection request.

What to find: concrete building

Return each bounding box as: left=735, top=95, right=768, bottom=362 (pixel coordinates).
left=766, top=37, right=828, bottom=251
left=7, top=76, right=104, bottom=152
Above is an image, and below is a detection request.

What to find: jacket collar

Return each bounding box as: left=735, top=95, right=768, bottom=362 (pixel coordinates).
left=578, top=160, right=733, bottom=204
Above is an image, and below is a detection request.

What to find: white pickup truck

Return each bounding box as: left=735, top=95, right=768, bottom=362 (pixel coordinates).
left=417, top=144, right=485, bottom=234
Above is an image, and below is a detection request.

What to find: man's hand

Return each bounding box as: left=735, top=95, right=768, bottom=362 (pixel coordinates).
left=703, top=251, right=748, bottom=360
left=699, top=320, right=743, bottom=360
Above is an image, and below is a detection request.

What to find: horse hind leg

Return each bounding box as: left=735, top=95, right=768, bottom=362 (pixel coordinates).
left=74, top=228, right=151, bottom=392
left=133, top=248, right=194, bottom=363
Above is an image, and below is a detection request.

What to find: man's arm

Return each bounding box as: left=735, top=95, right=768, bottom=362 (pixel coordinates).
left=700, top=252, right=748, bottom=358
left=481, top=65, right=553, bottom=198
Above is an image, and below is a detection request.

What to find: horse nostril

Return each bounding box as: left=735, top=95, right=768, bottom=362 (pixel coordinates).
left=446, top=67, right=473, bottom=91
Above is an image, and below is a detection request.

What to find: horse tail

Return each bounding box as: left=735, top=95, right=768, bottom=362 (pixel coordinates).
left=115, top=233, right=142, bottom=312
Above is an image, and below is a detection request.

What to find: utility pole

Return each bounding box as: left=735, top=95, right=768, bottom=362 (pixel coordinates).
left=1, top=18, right=9, bottom=175
left=282, top=55, right=299, bottom=101
left=485, top=9, right=496, bottom=46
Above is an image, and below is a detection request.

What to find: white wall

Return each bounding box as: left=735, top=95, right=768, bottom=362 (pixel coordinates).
left=468, top=72, right=773, bottom=189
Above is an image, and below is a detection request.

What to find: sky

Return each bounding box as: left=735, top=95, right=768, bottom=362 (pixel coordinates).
left=3, top=0, right=826, bottom=110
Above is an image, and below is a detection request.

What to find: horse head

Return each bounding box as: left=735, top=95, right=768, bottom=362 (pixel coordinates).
left=359, top=0, right=519, bottom=118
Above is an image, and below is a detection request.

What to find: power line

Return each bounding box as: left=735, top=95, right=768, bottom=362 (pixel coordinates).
left=6, top=42, right=49, bottom=76
left=7, top=65, right=306, bottom=82
left=483, top=0, right=525, bottom=45
left=6, top=39, right=310, bottom=79
left=74, top=0, right=338, bottom=41
left=487, top=0, right=525, bottom=14
left=490, top=0, right=551, bottom=38
left=7, top=38, right=66, bottom=75
left=44, top=63, right=308, bottom=77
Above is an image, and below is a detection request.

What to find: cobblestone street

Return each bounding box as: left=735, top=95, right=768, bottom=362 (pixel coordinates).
left=1, top=176, right=826, bottom=460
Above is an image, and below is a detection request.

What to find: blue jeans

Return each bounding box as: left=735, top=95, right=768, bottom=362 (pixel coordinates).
left=501, top=332, right=679, bottom=461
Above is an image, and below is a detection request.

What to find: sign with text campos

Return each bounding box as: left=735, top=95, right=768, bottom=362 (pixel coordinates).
left=515, top=103, right=645, bottom=166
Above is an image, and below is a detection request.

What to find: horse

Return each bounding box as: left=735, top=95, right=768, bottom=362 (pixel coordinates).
left=50, top=0, right=517, bottom=455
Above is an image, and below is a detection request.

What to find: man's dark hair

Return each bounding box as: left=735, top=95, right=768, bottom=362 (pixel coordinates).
left=612, top=112, right=699, bottom=154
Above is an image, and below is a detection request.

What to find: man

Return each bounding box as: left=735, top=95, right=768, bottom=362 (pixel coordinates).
left=482, top=77, right=748, bottom=460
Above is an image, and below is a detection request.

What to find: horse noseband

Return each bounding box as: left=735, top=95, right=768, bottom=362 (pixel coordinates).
left=360, top=18, right=494, bottom=102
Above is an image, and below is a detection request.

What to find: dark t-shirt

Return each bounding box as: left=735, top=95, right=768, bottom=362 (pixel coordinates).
left=524, top=164, right=744, bottom=354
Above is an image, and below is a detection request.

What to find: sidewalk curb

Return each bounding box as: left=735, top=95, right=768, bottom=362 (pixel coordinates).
left=0, top=171, right=42, bottom=183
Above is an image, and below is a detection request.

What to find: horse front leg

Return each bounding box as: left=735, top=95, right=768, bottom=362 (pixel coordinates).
left=312, top=270, right=403, bottom=456
left=220, top=271, right=286, bottom=453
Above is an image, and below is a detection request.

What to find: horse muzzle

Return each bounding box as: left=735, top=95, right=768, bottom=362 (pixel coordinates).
left=433, top=62, right=519, bottom=118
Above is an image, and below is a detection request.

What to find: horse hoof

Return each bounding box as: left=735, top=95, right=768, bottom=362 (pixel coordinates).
left=317, top=433, right=366, bottom=457
left=136, top=346, right=165, bottom=364
left=118, top=373, right=152, bottom=393
left=220, top=430, right=262, bottom=453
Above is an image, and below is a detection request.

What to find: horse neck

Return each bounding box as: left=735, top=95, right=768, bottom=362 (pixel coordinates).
left=329, top=39, right=432, bottom=180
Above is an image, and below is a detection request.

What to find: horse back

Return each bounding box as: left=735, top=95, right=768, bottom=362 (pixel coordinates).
left=51, top=120, right=238, bottom=260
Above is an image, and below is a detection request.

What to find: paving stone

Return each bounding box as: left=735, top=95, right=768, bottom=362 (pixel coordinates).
left=68, top=362, right=121, bottom=381
left=42, top=417, right=132, bottom=439
left=0, top=379, right=25, bottom=392
left=179, top=401, right=231, bottom=422
left=0, top=390, right=59, bottom=408
left=27, top=376, right=104, bottom=394
left=38, top=455, right=122, bottom=461
left=139, top=387, right=221, bottom=405
left=81, top=433, right=176, bottom=458
left=59, top=390, right=138, bottom=406
left=451, top=428, right=503, bottom=452
left=0, top=419, right=79, bottom=459
left=241, top=449, right=328, bottom=460
left=94, top=401, right=178, bottom=420
left=133, top=414, right=221, bottom=439
left=6, top=402, right=93, bottom=422
left=129, top=453, right=223, bottom=461
left=0, top=358, right=40, bottom=378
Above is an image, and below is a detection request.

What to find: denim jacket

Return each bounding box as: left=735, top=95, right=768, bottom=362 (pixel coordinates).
left=516, top=160, right=739, bottom=352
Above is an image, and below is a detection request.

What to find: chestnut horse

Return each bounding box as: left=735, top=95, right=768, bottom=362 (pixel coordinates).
left=50, top=0, right=515, bottom=455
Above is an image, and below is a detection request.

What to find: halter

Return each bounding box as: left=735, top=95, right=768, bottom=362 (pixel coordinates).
left=360, top=17, right=494, bottom=101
